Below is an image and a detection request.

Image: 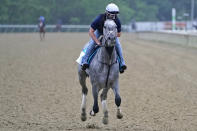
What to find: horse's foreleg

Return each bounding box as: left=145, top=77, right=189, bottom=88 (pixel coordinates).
left=90, top=86, right=99, bottom=116
left=81, top=94, right=87, bottom=121
left=100, top=88, right=109, bottom=124
left=39, top=33, right=42, bottom=41
left=43, top=32, right=45, bottom=40
left=78, top=65, right=88, bottom=121
left=112, top=81, right=123, bottom=119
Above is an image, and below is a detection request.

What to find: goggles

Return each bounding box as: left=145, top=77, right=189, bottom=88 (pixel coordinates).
left=106, top=12, right=118, bottom=19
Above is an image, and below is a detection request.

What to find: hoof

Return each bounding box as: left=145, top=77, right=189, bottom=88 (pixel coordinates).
left=117, top=109, right=123, bottom=119
left=89, top=110, right=96, bottom=116
left=102, top=116, right=108, bottom=125
left=81, top=108, right=87, bottom=121
left=81, top=112, right=87, bottom=121
left=117, top=113, right=123, bottom=119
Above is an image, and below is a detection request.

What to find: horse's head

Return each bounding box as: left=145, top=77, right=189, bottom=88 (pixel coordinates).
left=103, top=19, right=117, bottom=47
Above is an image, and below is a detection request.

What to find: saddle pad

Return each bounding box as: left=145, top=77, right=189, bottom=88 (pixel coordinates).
left=76, top=50, right=85, bottom=65
left=76, top=47, right=99, bottom=65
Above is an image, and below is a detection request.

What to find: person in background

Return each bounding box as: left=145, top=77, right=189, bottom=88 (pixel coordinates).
left=38, top=16, right=46, bottom=40
left=193, top=20, right=197, bottom=30
left=56, top=19, right=62, bottom=32
left=131, top=18, right=137, bottom=32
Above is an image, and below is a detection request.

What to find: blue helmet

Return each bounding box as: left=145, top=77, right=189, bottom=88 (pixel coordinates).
left=39, top=16, right=45, bottom=21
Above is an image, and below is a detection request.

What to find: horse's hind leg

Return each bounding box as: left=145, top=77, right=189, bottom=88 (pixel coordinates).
left=112, top=81, right=123, bottom=119
left=100, top=88, right=109, bottom=124
left=78, top=65, right=88, bottom=121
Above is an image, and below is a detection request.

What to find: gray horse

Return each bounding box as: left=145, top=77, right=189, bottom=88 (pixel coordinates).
left=77, top=19, right=123, bottom=124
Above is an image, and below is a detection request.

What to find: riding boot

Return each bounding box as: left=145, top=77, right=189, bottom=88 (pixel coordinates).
left=81, top=43, right=96, bottom=70
left=119, top=64, right=127, bottom=74
left=117, top=56, right=127, bottom=73
left=81, top=31, right=101, bottom=71
left=115, top=38, right=127, bottom=73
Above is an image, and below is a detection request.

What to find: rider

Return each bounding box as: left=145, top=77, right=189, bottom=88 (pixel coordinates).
left=81, top=3, right=127, bottom=73
left=38, top=16, right=46, bottom=32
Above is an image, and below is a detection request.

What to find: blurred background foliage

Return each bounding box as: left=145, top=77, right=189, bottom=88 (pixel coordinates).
left=0, top=0, right=196, bottom=24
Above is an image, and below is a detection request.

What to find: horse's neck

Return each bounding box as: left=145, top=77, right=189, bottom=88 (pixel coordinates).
left=97, top=47, right=117, bottom=65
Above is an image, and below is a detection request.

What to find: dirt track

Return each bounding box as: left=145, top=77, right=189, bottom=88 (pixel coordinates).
left=0, top=33, right=197, bottom=131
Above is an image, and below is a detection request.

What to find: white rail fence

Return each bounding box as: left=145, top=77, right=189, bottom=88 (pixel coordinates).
left=0, top=24, right=131, bottom=33
left=0, top=25, right=88, bottom=32
left=0, top=21, right=196, bottom=33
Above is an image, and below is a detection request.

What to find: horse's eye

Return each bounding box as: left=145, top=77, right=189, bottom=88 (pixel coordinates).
left=104, top=26, right=106, bottom=29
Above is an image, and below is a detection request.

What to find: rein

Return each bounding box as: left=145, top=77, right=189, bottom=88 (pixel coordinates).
left=98, top=45, right=116, bottom=88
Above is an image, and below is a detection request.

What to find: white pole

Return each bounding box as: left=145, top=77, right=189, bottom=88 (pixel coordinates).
left=191, top=0, right=195, bottom=30
left=172, top=8, right=176, bottom=31
left=191, top=0, right=194, bottom=22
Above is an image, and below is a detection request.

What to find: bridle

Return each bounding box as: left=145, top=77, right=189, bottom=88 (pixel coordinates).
left=102, top=20, right=117, bottom=47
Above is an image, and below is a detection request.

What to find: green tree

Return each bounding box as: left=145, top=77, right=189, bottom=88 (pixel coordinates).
left=0, top=0, right=196, bottom=24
